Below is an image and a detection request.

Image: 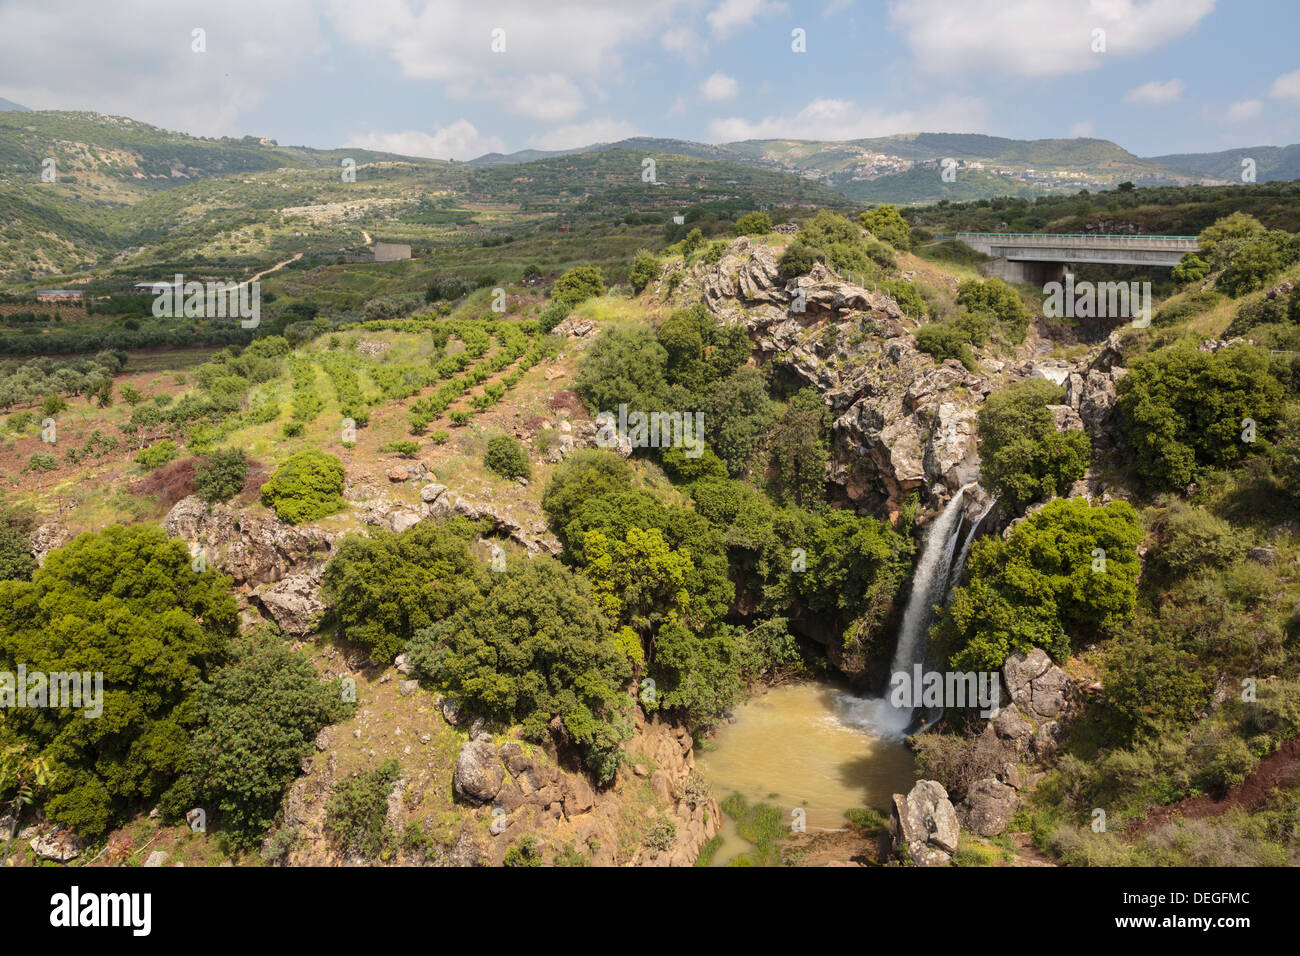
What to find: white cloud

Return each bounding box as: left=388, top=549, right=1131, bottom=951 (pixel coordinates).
left=345, top=120, right=506, bottom=161
left=707, top=95, right=990, bottom=142
left=700, top=71, right=740, bottom=102
left=502, top=74, right=585, bottom=120
left=1124, top=78, right=1184, bottom=105
left=1269, top=68, right=1300, bottom=101
left=527, top=118, right=640, bottom=151
left=0, top=0, right=326, bottom=136
left=706, top=0, right=788, bottom=38
left=326, top=0, right=690, bottom=119
left=1224, top=99, right=1262, bottom=123
left=660, top=25, right=706, bottom=60
left=1070, top=120, right=1096, bottom=136
left=889, top=0, right=1215, bottom=78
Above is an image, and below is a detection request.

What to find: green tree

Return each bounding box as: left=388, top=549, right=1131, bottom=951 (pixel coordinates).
left=704, top=366, right=778, bottom=477
left=484, top=434, right=531, bottom=481
left=552, top=266, right=605, bottom=307
left=767, top=388, right=830, bottom=507
left=195, top=448, right=249, bottom=503
left=0, top=525, right=238, bottom=836
left=575, top=326, right=669, bottom=414
left=629, top=251, right=659, bottom=294
left=978, top=380, right=1091, bottom=513
left=321, top=519, right=484, bottom=664
left=260, top=450, right=346, bottom=524
left=735, top=212, right=772, bottom=236
left=859, top=205, right=912, bottom=250
left=408, top=558, right=632, bottom=782
left=1116, top=342, right=1282, bottom=491
left=181, top=634, right=351, bottom=847
left=943, top=499, right=1142, bottom=670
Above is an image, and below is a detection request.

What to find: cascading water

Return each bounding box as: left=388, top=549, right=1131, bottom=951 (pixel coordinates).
left=889, top=483, right=974, bottom=679
left=948, top=494, right=997, bottom=596
left=840, top=483, right=980, bottom=738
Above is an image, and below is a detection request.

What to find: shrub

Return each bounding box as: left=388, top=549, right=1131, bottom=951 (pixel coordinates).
left=321, top=519, right=484, bottom=664
left=0, top=524, right=238, bottom=836
left=778, top=242, right=817, bottom=280
left=1154, top=505, right=1249, bottom=575
left=408, top=558, right=633, bottom=782
left=551, top=266, right=605, bottom=307
left=0, top=523, right=35, bottom=582
left=325, top=760, right=402, bottom=858
left=916, top=322, right=977, bottom=371
left=735, top=212, right=772, bottom=236
left=629, top=251, right=660, bottom=294
left=26, top=452, right=58, bottom=472
left=484, top=434, right=531, bottom=480
left=859, top=205, right=912, bottom=250
left=504, top=836, right=543, bottom=867
left=260, top=450, right=346, bottom=524
left=381, top=440, right=420, bottom=458
left=282, top=421, right=304, bottom=438
left=195, top=448, right=249, bottom=503
left=180, top=634, right=351, bottom=848
left=956, top=278, right=1031, bottom=342
left=977, top=380, right=1091, bottom=513
left=1116, top=342, right=1282, bottom=491
left=134, top=440, right=179, bottom=471
left=944, top=499, right=1142, bottom=670
left=430, top=430, right=450, bottom=445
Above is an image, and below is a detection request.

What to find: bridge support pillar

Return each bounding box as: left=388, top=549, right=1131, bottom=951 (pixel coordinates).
left=981, top=258, right=1068, bottom=286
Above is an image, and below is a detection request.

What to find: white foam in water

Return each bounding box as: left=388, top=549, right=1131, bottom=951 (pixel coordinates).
left=830, top=691, right=914, bottom=739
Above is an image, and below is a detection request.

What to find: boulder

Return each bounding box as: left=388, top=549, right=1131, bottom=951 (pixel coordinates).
left=162, top=496, right=335, bottom=586
left=1003, top=648, right=1072, bottom=721
left=29, top=829, right=81, bottom=863
left=386, top=466, right=410, bottom=482
left=960, top=777, right=1018, bottom=836
left=890, top=779, right=959, bottom=865
left=389, top=509, right=422, bottom=533
left=453, top=739, right=504, bottom=805
left=420, top=482, right=448, bottom=504
left=255, top=565, right=326, bottom=635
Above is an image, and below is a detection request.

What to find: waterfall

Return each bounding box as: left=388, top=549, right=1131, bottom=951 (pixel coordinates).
left=888, top=484, right=973, bottom=679
left=843, top=483, right=987, bottom=739
left=947, top=494, right=997, bottom=596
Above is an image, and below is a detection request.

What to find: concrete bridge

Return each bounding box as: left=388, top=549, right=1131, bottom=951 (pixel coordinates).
left=952, top=232, right=1200, bottom=283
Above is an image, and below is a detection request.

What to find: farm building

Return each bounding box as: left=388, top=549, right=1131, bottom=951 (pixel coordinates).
left=371, top=242, right=412, bottom=262
left=35, top=289, right=83, bottom=303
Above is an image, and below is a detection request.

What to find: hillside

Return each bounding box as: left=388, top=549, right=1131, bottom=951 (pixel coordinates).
left=1150, top=143, right=1300, bottom=183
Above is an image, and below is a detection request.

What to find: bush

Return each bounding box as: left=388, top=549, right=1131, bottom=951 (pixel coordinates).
left=325, top=760, right=402, bottom=858
left=629, top=251, right=659, bottom=294
left=381, top=440, right=420, bottom=458
left=551, top=266, right=605, bottom=307
left=1116, top=342, right=1282, bottom=491
left=181, top=634, right=350, bottom=847
left=956, top=278, right=1031, bottom=342
left=916, top=322, right=977, bottom=371
left=260, top=450, right=346, bottom=524
left=859, top=205, right=912, bottom=250
left=282, top=421, right=304, bottom=438
left=977, top=380, right=1091, bottom=513
left=1154, top=505, right=1249, bottom=575
left=135, top=440, right=179, bottom=471
left=408, top=558, right=632, bottom=782
left=777, top=241, right=817, bottom=280
left=484, top=434, right=531, bottom=480
left=0, top=523, right=35, bottom=583
left=504, top=835, right=543, bottom=867
left=944, top=499, right=1142, bottom=670
left=735, top=212, right=772, bottom=236
left=321, top=519, right=484, bottom=664
left=0, top=524, right=238, bottom=837
left=195, top=448, right=249, bottom=503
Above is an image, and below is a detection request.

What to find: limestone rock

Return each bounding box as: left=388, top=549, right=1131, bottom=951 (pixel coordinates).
left=29, top=829, right=81, bottom=862
left=255, top=564, right=326, bottom=635
left=890, top=779, right=959, bottom=865
left=453, top=739, right=504, bottom=805
left=960, top=777, right=1018, bottom=837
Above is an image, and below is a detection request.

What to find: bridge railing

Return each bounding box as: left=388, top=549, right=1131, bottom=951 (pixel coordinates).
left=955, top=232, right=1198, bottom=246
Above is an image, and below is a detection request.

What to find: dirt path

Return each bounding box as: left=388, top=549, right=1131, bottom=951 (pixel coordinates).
left=1132, top=738, right=1300, bottom=836
left=360, top=229, right=372, bottom=245
left=242, top=251, right=302, bottom=286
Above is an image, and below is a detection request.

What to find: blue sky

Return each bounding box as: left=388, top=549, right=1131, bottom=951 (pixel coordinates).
left=1, top=0, right=1297, bottom=159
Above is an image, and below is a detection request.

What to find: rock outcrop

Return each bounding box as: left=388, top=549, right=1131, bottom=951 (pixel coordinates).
left=890, top=779, right=960, bottom=866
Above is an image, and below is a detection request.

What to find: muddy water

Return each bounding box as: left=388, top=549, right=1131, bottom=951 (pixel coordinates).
left=696, top=682, right=917, bottom=864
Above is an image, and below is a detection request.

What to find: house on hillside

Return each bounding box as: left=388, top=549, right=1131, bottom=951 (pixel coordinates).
left=35, top=290, right=83, bottom=303
left=371, top=242, right=411, bottom=262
